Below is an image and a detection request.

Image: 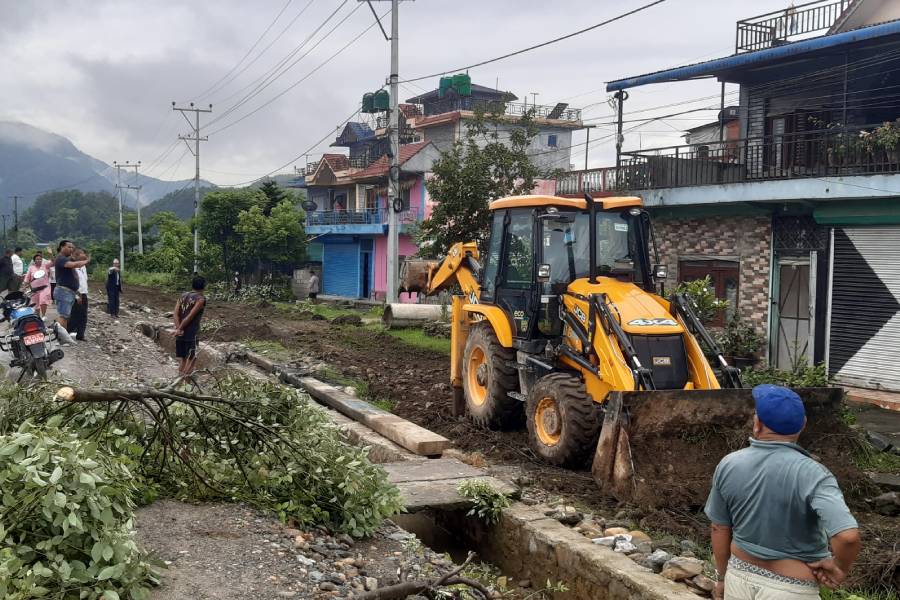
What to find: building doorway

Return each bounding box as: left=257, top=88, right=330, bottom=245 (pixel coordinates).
left=773, top=256, right=815, bottom=370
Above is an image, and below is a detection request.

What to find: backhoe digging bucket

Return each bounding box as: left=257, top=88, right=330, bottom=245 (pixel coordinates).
left=592, top=388, right=868, bottom=509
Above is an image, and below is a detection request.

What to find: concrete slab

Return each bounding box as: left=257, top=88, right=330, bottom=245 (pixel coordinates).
left=290, top=375, right=450, bottom=456
left=846, top=386, right=900, bottom=412
left=382, top=458, right=517, bottom=511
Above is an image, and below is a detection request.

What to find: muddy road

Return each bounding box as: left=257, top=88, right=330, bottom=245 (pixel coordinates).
left=128, top=285, right=899, bottom=590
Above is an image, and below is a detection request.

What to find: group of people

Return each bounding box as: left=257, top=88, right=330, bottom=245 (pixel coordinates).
left=0, top=241, right=125, bottom=344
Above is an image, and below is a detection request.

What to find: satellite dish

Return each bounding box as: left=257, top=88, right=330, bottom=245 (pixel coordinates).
left=301, top=200, right=318, bottom=212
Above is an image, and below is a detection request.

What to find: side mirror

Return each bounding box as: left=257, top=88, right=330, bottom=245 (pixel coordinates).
left=537, top=263, right=551, bottom=282
left=653, top=264, right=668, bottom=280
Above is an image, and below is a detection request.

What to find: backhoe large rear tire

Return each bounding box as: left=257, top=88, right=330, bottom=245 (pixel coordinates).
left=526, top=373, right=602, bottom=467
left=462, top=323, right=521, bottom=429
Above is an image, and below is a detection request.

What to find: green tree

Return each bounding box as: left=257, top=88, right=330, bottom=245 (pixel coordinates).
left=22, top=190, right=120, bottom=241
left=259, top=180, right=293, bottom=216
left=134, top=211, right=192, bottom=275
left=198, top=188, right=264, bottom=272
left=235, top=200, right=306, bottom=275
left=418, top=111, right=540, bottom=257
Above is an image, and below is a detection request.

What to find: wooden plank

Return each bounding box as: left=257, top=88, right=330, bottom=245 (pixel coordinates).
left=293, top=376, right=451, bottom=456
left=245, top=351, right=276, bottom=374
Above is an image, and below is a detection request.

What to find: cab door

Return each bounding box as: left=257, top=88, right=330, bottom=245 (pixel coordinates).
left=495, top=208, right=540, bottom=339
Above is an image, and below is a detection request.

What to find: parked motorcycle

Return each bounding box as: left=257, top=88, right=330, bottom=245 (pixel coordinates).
left=0, top=288, right=64, bottom=380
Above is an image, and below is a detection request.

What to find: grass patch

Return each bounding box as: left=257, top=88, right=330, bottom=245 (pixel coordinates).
left=242, top=338, right=292, bottom=361
left=376, top=326, right=452, bottom=355
left=314, top=366, right=396, bottom=413
left=851, top=436, right=900, bottom=473
left=370, top=397, right=395, bottom=412
left=276, top=300, right=366, bottom=321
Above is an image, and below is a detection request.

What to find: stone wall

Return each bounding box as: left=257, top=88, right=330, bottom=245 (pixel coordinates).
left=437, top=505, right=699, bottom=600
left=654, top=215, right=771, bottom=336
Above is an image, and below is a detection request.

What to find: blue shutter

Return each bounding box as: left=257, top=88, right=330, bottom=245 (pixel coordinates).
left=323, top=243, right=360, bottom=297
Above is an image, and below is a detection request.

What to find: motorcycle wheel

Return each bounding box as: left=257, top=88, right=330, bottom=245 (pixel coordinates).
left=32, top=358, right=48, bottom=380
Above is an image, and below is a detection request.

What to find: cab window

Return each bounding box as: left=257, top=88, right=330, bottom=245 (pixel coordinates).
left=480, top=211, right=504, bottom=300
left=502, top=209, right=534, bottom=288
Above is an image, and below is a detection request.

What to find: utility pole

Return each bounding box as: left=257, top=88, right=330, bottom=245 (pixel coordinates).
left=387, top=0, right=400, bottom=303
left=115, top=161, right=143, bottom=257
left=583, top=124, right=597, bottom=194
left=1, top=214, right=8, bottom=249
left=173, top=102, right=212, bottom=274
left=112, top=162, right=127, bottom=271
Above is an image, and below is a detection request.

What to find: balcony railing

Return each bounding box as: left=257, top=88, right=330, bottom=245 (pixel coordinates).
left=305, top=208, right=419, bottom=227
left=555, top=167, right=620, bottom=195
left=618, top=125, right=900, bottom=190
left=736, top=0, right=852, bottom=52
left=415, top=98, right=581, bottom=122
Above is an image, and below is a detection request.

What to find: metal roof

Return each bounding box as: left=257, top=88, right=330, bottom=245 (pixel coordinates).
left=404, top=83, right=517, bottom=104
left=606, top=18, right=900, bottom=92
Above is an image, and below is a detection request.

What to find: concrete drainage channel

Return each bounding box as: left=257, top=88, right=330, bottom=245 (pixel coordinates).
left=138, top=323, right=703, bottom=600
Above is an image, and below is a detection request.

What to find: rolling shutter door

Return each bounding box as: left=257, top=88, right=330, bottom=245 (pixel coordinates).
left=323, top=243, right=359, bottom=298
left=829, top=227, right=900, bottom=390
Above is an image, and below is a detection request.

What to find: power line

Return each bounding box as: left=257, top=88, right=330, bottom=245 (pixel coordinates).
left=209, top=0, right=354, bottom=120
left=399, top=0, right=667, bottom=83
left=221, top=107, right=362, bottom=188
left=206, top=11, right=384, bottom=136
left=193, top=0, right=295, bottom=101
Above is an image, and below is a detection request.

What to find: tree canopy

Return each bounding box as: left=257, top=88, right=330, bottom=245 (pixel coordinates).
left=22, top=190, right=121, bottom=242
left=418, top=111, right=540, bottom=258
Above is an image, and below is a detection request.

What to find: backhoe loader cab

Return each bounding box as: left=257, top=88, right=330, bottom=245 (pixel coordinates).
left=422, top=194, right=743, bottom=468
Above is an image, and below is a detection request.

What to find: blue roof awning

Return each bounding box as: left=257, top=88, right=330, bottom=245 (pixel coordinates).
left=607, top=19, right=900, bottom=92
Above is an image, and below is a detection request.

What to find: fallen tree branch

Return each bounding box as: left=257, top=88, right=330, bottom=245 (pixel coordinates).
left=357, top=552, right=496, bottom=600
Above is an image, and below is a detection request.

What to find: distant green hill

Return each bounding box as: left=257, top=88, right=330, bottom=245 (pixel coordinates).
left=143, top=186, right=216, bottom=220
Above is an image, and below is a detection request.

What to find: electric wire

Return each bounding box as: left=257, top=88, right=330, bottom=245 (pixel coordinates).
left=206, top=10, right=384, bottom=136
left=193, top=0, right=295, bottom=101
left=398, top=0, right=667, bottom=83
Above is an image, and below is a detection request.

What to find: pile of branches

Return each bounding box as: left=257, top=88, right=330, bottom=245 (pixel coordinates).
left=0, top=375, right=404, bottom=598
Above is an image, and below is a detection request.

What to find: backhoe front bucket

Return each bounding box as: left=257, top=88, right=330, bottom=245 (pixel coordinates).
left=591, top=388, right=868, bottom=509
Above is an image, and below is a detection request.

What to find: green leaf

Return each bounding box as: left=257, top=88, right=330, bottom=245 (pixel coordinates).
left=49, top=465, right=63, bottom=484
left=97, top=565, right=117, bottom=580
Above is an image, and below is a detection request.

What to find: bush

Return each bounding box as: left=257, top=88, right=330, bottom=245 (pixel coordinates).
left=0, top=420, right=157, bottom=599
left=717, top=315, right=763, bottom=357
left=206, top=280, right=293, bottom=303
left=741, top=362, right=830, bottom=388
left=458, top=480, right=510, bottom=524
left=669, top=276, right=728, bottom=324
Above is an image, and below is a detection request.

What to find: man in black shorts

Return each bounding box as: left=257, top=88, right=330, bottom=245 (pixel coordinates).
left=173, top=275, right=206, bottom=378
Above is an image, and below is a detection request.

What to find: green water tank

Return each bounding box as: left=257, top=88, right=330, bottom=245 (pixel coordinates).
left=362, top=92, right=375, bottom=113
left=438, top=76, right=453, bottom=98
left=373, top=89, right=390, bottom=111
left=453, top=73, right=472, bottom=96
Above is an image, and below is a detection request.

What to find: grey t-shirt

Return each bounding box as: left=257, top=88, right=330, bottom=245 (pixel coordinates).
left=705, top=438, right=857, bottom=562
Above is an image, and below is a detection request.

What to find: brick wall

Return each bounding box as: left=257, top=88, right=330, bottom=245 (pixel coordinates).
left=654, top=215, right=771, bottom=336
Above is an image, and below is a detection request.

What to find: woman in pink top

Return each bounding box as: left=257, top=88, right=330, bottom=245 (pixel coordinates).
left=24, top=252, right=52, bottom=316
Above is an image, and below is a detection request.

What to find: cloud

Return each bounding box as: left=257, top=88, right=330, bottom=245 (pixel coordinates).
left=0, top=0, right=793, bottom=184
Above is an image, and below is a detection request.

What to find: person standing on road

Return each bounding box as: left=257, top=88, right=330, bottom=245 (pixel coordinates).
left=46, top=246, right=57, bottom=297
left=307, top=268, right=319, bottom=303
left=11, top=247, right=24, bottom=288
left=67, top=249, right=90, bottom=341
left=106, top=259, right=122, bottom=318
left=705, top=384, right=861, bottom=600
left=23, top=252, right=51, bottom=317
left=53, top=240, right=89, bottom=345
left=173, top=275, right=206, bottom=379
left=0, top=250, right=14, bottom=293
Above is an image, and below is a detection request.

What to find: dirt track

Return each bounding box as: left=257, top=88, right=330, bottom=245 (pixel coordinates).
left=127, top=285, right=899, bottom=590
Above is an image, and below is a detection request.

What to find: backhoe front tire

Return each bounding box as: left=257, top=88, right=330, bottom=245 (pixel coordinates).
left=462, top=323, right=521, bottom=429
left=526, top=373, right=602, bottom=467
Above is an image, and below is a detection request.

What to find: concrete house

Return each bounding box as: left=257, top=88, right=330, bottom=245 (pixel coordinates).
left=296, top=137, right=439, bottom=300
left=560, top=0, right=900, bottom=400
left=404, top=78, right=583, bottom=172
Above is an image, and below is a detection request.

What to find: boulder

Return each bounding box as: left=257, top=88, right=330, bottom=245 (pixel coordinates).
left=640, top=549, right=672, bottom=573
left=871, top=491, right=900, bottom=516
left=686, top=574, right=716, bottom=596
left=629, top=530, right=652, bottom=544
left=603, top=527, right=630, bottom=537
left=661, top=557, right=705, bottom=581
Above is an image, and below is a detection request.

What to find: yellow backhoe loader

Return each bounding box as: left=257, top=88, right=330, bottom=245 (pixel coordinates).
left=396, top=194, right=844, bottom=505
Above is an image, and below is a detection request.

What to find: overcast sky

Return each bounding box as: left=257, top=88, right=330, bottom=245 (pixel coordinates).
left=0, top=0, right=795, bottom=187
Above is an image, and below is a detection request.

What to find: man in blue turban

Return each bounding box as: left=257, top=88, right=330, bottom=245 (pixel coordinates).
left=704, top=385, right=861, bottom=599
